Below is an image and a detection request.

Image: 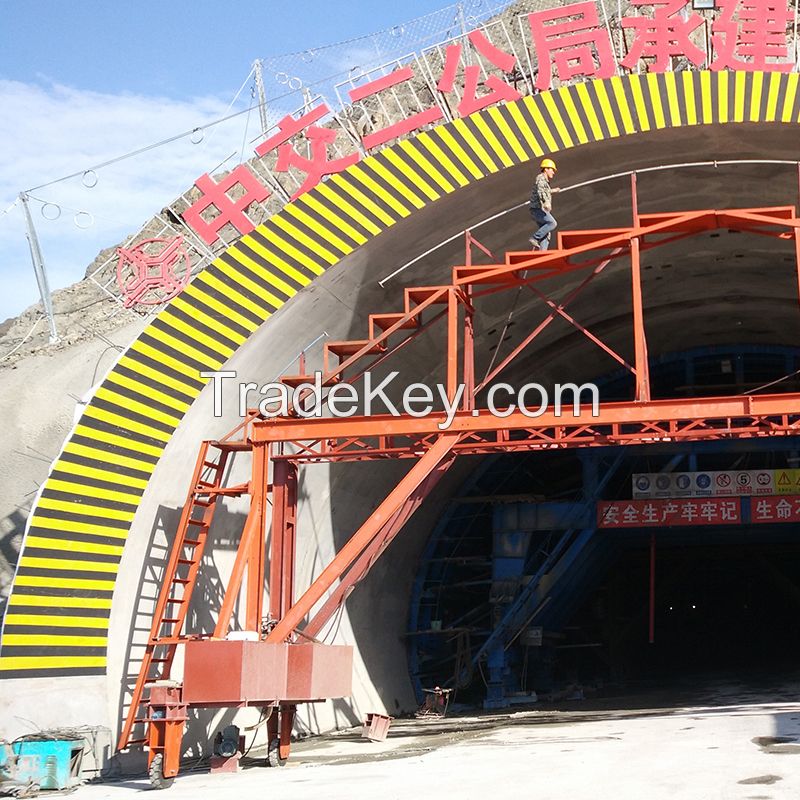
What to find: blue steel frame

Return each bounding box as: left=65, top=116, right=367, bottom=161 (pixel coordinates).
left=406, top=344, right=800, bottom=704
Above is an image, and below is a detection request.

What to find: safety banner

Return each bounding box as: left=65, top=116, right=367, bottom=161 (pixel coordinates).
left=751, top=495, right=800, bottom=523
left=632, top=470, right=775, bottom=498
left=598, top=498, right=742, bottom=528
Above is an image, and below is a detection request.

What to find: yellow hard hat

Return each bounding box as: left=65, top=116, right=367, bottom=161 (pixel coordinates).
left=540, top=158, right=557, bottom=171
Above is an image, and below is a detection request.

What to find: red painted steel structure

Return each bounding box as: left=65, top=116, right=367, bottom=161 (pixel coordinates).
left=118, top=198, right=800, bottom=785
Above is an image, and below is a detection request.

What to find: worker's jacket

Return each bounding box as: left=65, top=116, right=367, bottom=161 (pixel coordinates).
left=530, top=171, right=552, bottom=211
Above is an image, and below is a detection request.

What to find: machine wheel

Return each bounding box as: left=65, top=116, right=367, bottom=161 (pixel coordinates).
left=149, top=753, right=175, bottom=790
left=266, top=738, right=287, bottom=767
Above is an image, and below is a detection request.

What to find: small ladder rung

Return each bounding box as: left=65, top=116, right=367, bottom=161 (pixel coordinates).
left=161, top=618, right=181, bottom=624
left=326, top=339, right=386, bottom=357
left=183, top=538, right=202, bottom=545
left=164, top=598, right=185, bottom=604
left=172, top=578, right=191, bottom=584
left=177, top=558, right=195, bottom=565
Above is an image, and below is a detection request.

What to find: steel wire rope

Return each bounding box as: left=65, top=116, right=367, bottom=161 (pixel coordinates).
left=23, top=193, right=134, bottom=228
left=742, top=367, right=800, bottom=395
left=0, top=315, right=42, bottom=361
left=379, top=158, right=800, bottom=286
left=239, top=89, right=256, bottom=165
left=22, top=77, right=307, bottom=194
left=20, top=2, right=513, bottom=197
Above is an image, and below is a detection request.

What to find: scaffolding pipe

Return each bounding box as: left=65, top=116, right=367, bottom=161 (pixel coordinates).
left=253, top=59, right=270, bottom=136
left=19, top=192, right=58, bottom=344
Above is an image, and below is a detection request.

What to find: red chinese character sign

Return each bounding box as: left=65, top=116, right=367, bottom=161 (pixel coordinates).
left=182, top=166, right=270, bottom=246
left=275, top=126, right=360, bottom=200
left=598, top=498, right=742, bottom=527
left=254, top=101, right=360, bottom=200
left=172, top=0, right=800, bottom=248
left=436, top=29, right=523, bottom=117
left=711, top=0, right=793, bottom=71
left=116, top=236, right=191, bottom=308
left=621, top=0, right=706, bottom=71
left=751, top=495, right=800, bottom=522
left=528, top=1, right=616, bottom=91
left=348, top=66, right=444, bottom=150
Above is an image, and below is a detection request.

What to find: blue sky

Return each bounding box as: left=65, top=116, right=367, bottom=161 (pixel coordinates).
left=0, top=0, right=495, bottom=323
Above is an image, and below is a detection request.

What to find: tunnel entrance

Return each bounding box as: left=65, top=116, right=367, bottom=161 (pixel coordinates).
left=573, top=531, right=800, bottom=683
left=407, top=346, right=800, bottom=708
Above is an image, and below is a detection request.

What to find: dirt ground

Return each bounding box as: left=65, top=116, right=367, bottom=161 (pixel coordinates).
left=74, top=677, right=800, bottom=800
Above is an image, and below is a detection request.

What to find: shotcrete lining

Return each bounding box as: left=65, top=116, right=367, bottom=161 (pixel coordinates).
left=102, top=122, right=800, bottom=730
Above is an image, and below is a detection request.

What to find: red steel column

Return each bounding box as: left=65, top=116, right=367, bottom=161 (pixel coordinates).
left=245, top=443, right=269, bottom=632
left=631, top=173, right=650, bottom=402
left=794, top=227, right=800, bottom=309
left=463, top=285, right=475, bottom=411
left=649, top=532, right=656, bottom=644
left=265, top=433, right=460, bottom=643
left=447, top=288, right=459, bottom=402
left=270, top=458, right=298, bottom=622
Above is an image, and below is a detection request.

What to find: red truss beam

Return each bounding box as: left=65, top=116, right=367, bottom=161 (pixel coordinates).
left=455, top=206, right=800, bottom=288
left=248, top=202, right=800, bottom=645
left=122, top=200, right=800, bottom=775
left=251, top=392, right=800, bottom=462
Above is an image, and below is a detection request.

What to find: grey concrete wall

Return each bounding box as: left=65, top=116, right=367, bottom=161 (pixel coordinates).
left=0, top=318, right=147, bottom=617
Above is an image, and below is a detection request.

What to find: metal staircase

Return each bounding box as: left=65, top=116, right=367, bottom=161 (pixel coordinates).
left=117, top=441, right=236, bottom=751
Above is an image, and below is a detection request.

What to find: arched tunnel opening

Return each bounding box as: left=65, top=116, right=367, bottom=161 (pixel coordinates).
left=92, top=119, right=800, bottom=749
left=406, top=346, right=800, bottom=709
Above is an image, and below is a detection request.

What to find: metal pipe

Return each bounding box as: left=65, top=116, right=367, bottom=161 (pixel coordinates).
left=649, top=532, right=656, bottom=644
left=379, top=159, right=800, bottom=286
left=20, top=192, right=58, bottom=344
left=253, top=59, right=271, bottom=138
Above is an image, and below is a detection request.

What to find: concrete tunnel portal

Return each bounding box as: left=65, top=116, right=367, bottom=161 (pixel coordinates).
left=5, top=72, right=800, bottom=751
left=117, top=120, right=800, bottom=723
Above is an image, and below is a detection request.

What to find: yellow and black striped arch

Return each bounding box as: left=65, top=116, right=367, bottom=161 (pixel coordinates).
left=2, top=70, right=797, bottom=678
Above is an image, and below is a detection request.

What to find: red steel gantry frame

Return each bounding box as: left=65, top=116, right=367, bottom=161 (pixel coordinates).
left=119, top=188, right=800, bottom=785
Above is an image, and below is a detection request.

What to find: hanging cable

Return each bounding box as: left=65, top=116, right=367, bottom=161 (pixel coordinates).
left=481, top=278, right=526, bottom=385
left=0, top=316, right=43, bottom=361
left=239, top=87, right=256, bottom=165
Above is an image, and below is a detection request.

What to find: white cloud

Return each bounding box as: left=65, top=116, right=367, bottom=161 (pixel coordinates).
left=0, top=79, right=257, bottom=321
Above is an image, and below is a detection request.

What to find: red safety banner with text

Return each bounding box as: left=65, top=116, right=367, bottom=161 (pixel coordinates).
left=750, top=494, right=800, bottom=524
left=598, top=497, right=742, bottom=528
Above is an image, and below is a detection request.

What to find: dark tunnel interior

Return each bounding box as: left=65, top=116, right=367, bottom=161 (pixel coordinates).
left=407, top=345, right=800, bottom=707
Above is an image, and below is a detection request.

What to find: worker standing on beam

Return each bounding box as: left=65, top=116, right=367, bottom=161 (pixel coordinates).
left=529, top=158, right=560, bottom=250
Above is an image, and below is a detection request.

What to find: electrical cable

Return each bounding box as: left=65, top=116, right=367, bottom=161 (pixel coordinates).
left=0, top=316, right=42, bottom=361
left=743, top=367, right=800, bottom=395
left=20, top=2, right=514, bottom=197
left=24, top=193, right=135, bottom=228
left=480, top=282, right=524, bottom=386
left=240, top=708, right=267, bottom=758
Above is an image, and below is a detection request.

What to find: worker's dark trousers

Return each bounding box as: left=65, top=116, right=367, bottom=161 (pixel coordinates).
left=530, top=208, right=557, bottom=249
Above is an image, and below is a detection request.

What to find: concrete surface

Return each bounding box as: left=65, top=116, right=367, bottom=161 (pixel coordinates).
left=0, top=315, right=147, bottom=609
left=7, top=121, right=800, bottom=750
left=75, top=679, right=800, bottom=799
